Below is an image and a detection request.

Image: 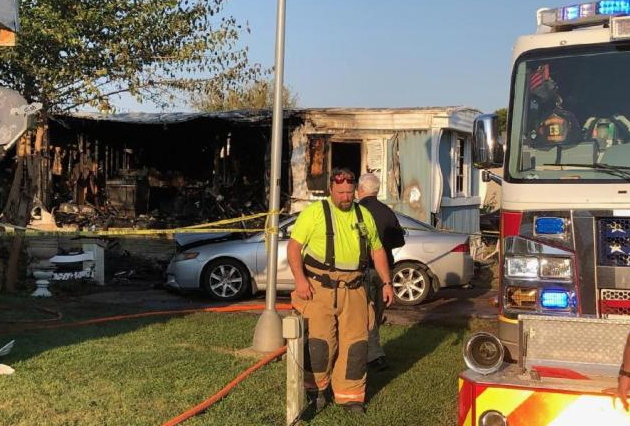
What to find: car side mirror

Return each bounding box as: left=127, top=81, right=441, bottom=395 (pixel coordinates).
left=473, top=113, right=504, bottom=169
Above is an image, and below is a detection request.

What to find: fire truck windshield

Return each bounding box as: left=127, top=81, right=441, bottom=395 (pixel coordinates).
left=507, top=44, right=630, bottom=182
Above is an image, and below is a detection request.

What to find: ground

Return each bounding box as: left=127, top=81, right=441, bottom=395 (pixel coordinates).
left=0, top=263, right=499, bottom=425
left=0, top=262, right=499, bottom=337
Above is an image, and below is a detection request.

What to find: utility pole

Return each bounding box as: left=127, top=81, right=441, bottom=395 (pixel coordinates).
left=252, top=0, right=287, bottom=353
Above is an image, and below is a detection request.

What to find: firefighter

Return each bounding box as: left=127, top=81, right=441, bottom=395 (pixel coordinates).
left=287, top=167, right=393, bottom=414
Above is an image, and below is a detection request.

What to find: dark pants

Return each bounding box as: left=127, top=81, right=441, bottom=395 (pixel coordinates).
left=366, top=269, right=385, bottom=362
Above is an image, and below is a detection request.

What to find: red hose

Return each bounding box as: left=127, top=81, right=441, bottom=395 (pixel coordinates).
left=30, top=303, right=292, bottom=330
left=8, top=301, right=292, bottom=425
left=159, top=345, right=287, bottom=426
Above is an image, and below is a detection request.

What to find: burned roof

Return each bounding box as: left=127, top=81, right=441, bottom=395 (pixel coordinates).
left=54, top=109, right=300, bottom=128
left=55, top=106, right=482, bottom=128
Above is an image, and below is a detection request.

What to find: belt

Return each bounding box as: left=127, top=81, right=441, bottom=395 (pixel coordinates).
left=303, top=254, right=366, bottom=273
left=303, top=268, right=363, bottom=290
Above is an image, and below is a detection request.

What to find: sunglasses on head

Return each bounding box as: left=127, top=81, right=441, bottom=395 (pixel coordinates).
left=331, top=174, right=355, bottom=184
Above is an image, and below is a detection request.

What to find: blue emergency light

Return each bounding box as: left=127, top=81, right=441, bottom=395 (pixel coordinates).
left=535, top=217, right=566, bottom=235
left=599, top=1, right=630, bottom=15
left=541, top=1, right=630, bottom=27
left=563, top=5, right=581, bottom=20
left=541, top=290, right=570, bottom=309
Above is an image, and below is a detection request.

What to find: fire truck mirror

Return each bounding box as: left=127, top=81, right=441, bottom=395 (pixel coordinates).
left=473, top=113, right=504, bottom=169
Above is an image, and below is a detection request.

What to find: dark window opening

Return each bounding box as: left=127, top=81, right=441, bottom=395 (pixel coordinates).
left=331, top=141, right=361, bottom=183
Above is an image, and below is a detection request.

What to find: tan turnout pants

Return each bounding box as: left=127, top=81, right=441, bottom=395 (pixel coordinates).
left=291, top=265, right=373, bottom=404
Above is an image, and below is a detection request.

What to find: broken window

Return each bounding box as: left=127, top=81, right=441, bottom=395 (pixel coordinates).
left=306, top=134, right=329, bottom=192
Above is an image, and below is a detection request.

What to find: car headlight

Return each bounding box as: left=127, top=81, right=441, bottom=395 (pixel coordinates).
left=505, top=256, right=538, bottom=278
left=173, top=252, right=199, bottom=262
left=540, top=257, right=572, bottom=279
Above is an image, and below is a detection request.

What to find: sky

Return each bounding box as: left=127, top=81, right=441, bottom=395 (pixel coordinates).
left=116, top=0, right=575, bottom=114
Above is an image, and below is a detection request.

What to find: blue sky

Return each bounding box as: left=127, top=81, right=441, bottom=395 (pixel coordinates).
left=117, top=0, right=574, bottom=113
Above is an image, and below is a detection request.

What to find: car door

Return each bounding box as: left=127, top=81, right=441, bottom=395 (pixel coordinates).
left=254, top=219, right=295, bottom=286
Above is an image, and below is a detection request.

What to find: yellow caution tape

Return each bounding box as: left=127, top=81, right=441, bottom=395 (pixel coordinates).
left=0, top=210, right=283, bottom=237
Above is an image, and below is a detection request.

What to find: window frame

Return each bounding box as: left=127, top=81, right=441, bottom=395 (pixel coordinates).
left=450, top=133, right=471, bottom=198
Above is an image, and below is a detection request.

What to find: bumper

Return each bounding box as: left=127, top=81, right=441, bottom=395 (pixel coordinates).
left=459, top=366, right=629, bottom=426
left=165, top=259, right=202, bottom=290
left=165, top=273, right=182, bottom=290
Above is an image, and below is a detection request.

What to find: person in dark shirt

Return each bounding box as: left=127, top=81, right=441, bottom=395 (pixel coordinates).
left=357, top=173, right=405, bottom=371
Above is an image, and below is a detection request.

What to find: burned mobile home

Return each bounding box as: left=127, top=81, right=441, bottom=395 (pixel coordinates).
left=44, top=110, right=298, bottom=231
left=290, top=107, right=483, bottom=233
left=9, top=106, right=481, bottom=235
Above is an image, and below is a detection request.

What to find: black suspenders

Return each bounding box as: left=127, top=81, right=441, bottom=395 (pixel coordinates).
left=321, top=199, right=336, bottom=271
left=320, top=200, right=368, bottom=271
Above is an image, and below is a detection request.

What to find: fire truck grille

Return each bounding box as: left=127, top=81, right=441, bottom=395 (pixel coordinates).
left=597, top=218, right=630, bottom=267
left=600, top=289, right=630, bottom=317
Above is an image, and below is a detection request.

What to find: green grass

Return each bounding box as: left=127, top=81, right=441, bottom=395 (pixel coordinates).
left=0, top=311, right=473, bottom=426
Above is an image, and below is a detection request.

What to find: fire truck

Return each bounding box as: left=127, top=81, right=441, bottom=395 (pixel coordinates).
left=459, top=2, right=630, bottom=425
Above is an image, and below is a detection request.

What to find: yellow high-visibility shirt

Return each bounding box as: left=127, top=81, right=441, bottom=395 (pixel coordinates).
left=290, top=197, right=382, bottom=270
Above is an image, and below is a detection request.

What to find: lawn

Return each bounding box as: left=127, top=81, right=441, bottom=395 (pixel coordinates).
left=0, top=310, right=476, bottom=426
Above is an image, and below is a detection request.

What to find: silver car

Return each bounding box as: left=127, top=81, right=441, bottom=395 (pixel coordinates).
left=166, top=213, right=473, bottom=305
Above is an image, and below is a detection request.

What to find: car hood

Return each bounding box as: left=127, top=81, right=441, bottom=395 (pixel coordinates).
left=175, top=232, right=243, bottom=251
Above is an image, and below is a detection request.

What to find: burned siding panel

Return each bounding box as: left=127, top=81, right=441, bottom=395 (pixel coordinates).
left=289, top=122, right=319, bottom=212
left=387, top=130, right=432, bottom=222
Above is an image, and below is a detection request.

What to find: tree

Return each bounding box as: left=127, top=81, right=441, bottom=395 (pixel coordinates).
left=0, top=1, right=263, bottom=293
left=192, top=79, right=298, bottom=112
left=495, top=108, right=508, bottom=133
left=0, top=0, right=262, bottom=113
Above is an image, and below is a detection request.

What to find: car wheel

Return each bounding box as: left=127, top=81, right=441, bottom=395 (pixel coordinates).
left=392, top=262, right=432, bottom=305
left=202, top=259, right=250, bottom=301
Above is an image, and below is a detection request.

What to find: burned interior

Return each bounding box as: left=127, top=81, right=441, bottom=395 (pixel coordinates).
left=33, top=111, right=297, bottom=231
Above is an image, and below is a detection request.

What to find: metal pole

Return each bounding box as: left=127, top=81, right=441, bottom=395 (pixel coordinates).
left=252, top=0, right=286, bottom=353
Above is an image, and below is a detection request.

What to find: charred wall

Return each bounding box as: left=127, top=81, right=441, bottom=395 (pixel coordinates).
left=42, top=113, right=297, bottom=231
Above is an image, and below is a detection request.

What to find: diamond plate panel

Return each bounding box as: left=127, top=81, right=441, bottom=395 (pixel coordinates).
left=520, top=315, right=630, bottom=375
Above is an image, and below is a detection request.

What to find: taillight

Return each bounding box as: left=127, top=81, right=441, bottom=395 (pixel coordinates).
left=451, top=243, right=470, bottom=253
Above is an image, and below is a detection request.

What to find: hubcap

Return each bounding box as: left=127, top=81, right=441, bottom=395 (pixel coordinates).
left=209, top=265, right=243, bottom=298
left=393, top=267, right=425, bottom=302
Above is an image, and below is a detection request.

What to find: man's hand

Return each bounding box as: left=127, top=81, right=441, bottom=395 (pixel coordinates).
left=382, top=283, right=394, bottom=307
left=294, top=276, right=314, bottom=300
left=618, top=375, right=630, bottom=411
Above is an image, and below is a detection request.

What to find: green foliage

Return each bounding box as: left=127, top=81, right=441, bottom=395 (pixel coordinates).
left=495, top=107, right=508, bottom=133
left=193, top=79, right=299, bottom=112
left=0, top=0, right=263, bottom=112
left=0, top=309, right=475, bottom=426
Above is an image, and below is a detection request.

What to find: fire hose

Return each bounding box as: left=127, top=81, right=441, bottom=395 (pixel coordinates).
left=3, top=302, right=292, bottom=425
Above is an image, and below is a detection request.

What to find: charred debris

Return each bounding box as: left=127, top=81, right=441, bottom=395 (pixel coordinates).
left=4, top=111, right=298, bottom=234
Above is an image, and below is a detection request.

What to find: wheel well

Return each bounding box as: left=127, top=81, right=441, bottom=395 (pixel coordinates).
left=200, top=257, right=253, bottom=293
left=393, top=260, right=439, bottom=292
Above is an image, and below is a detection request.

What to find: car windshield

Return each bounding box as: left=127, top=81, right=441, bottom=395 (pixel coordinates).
left=508, top=44, right=630, bottom=182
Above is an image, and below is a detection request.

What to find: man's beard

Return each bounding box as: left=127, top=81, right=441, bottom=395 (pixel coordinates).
left=338, top=201, right=352, bottom=211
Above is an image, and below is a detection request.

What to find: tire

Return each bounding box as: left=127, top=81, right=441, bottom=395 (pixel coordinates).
left=202, top=258, right=250, bottom=301
left=392, top=261, right=432, bottom=305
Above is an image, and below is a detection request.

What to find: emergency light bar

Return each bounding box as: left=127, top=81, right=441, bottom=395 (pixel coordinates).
left=539, top=1, right=630, bottom=28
